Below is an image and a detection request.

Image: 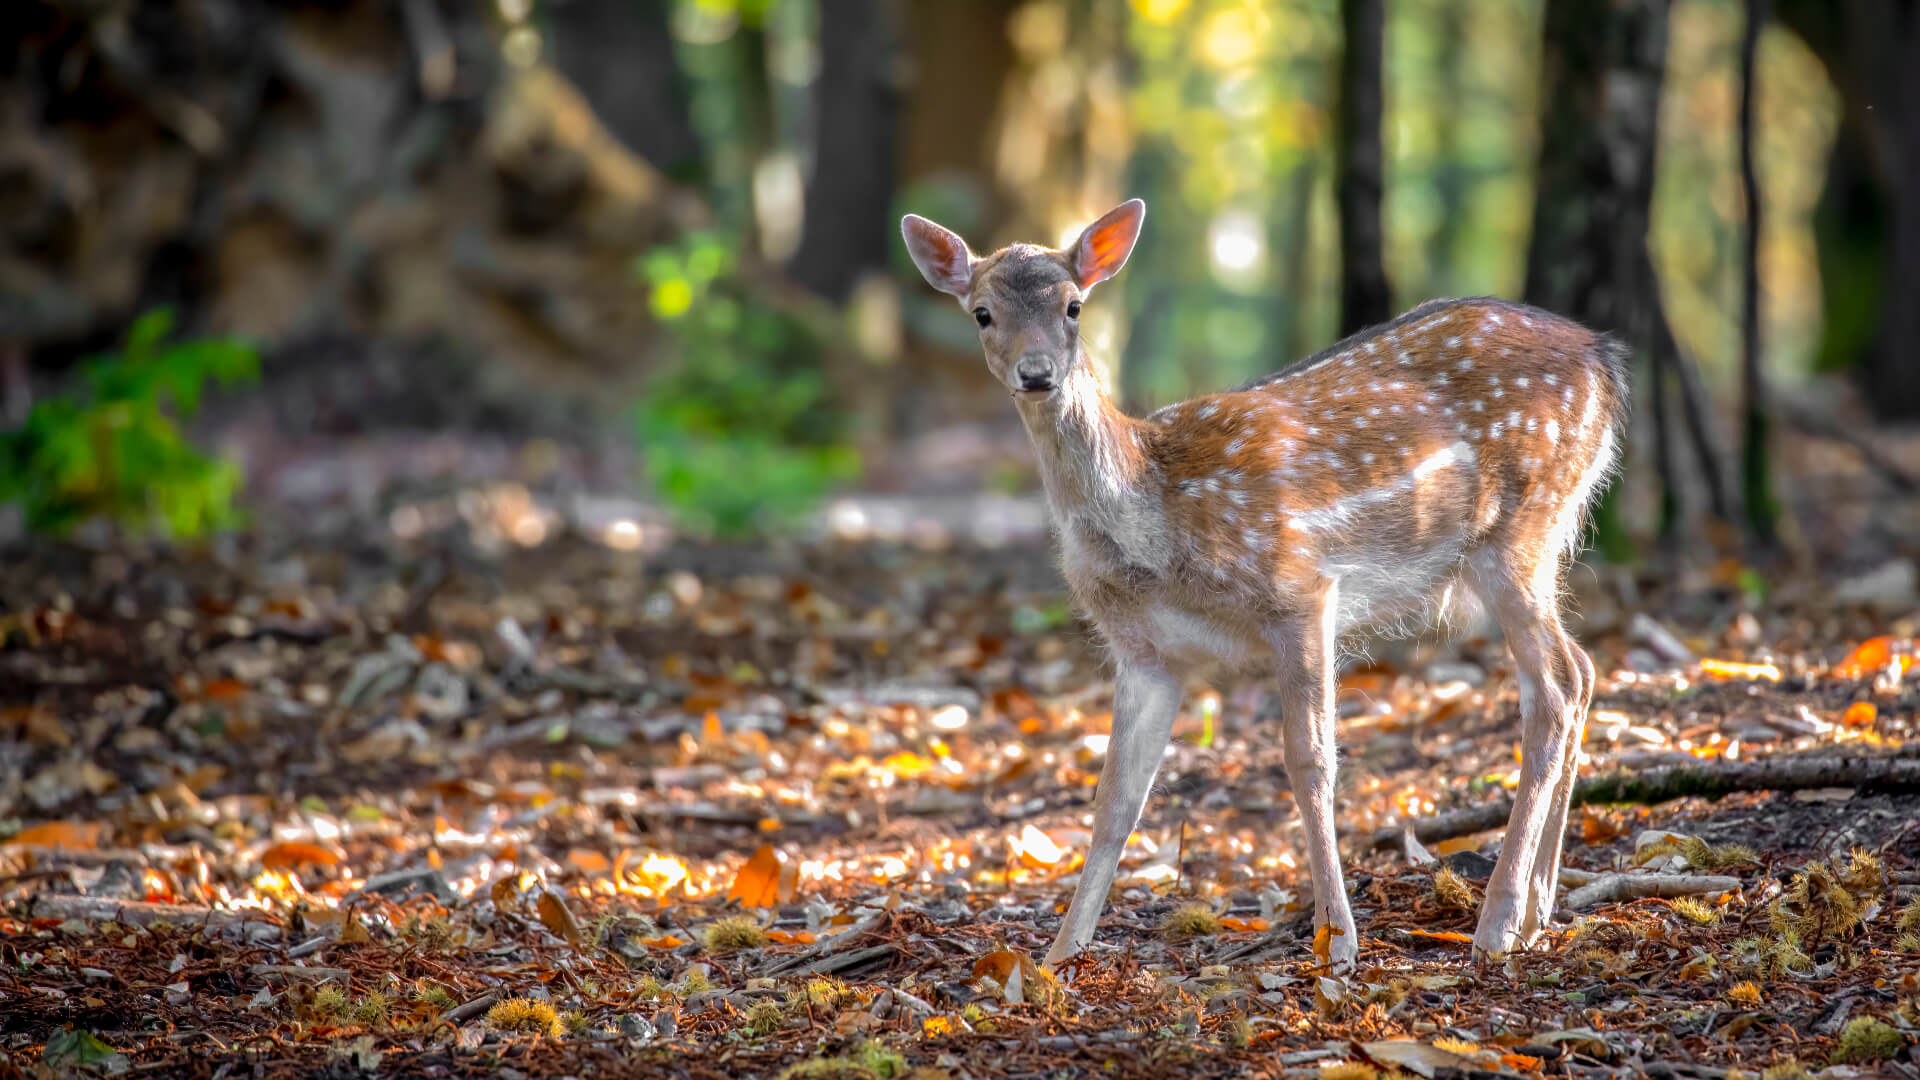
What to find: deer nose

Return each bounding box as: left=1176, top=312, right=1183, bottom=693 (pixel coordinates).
left=1015, top=357, right=1056, bottom=393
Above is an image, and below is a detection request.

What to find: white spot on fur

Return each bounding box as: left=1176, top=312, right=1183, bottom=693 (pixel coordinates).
left=1287, top=442, right=1474, bottom=533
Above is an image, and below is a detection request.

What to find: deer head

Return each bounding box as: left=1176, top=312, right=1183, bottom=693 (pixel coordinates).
left=901, top=200, right=1146, bottom=397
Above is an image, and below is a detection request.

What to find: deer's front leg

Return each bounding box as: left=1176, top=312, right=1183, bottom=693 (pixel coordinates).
left=1043, top=661, right=1181, bottom=968
left=1271, top=592, right=1360, bottom=973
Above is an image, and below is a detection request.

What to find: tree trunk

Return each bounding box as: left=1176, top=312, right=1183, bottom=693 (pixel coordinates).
left=545, top=2, right=701, bottom=175
left=1335, top=0, right=1390, bottom=333
left=1775, top=0, right=1920, bottom=421
left=1737, top=0, right=1780, bottom=547
left=790, top=0, right=904, bottom=301
left=1522, top=0, right=1675, bottom=560
left=1427, top=0, right=1470, bottom=297
left=1523, top=0, right=1667, bottom=334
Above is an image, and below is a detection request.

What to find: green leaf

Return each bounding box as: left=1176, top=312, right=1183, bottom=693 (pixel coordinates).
left=44, top=1028, right=128, bottom=1073
left=123, top=307, right=176, bottom=360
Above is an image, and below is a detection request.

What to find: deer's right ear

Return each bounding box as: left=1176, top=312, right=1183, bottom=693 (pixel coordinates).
left=901, top=215, right=976, bottom=299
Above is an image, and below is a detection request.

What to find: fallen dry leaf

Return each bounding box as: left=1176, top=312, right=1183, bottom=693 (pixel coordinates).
left=726, top=844, right=786, bottom=908
left=4, top=821, right=102, bottom=849
left=536, top=888, right=583, bottom=946
left=1400, top=929, right=1473, bottom=944
left=260, top=842, right=341, bottom=869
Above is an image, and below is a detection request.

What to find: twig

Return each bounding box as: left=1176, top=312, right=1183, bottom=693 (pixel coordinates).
left=1365, top=755, right=1920, bottom=850
left=794, top=943, right=896, bottom=977
left=247, top=965, right=353, bottom=984
left=1781, top=402, right=1920, bottom=493
left=763, top=912, right=890, bottom=976
left=399, top=0, right=457, bottom=98
left=1564, top=873, right=1741, bottom=910
left=17, top=894, right=281, bottom=943
left=442, top=992, right=499, bottom=1026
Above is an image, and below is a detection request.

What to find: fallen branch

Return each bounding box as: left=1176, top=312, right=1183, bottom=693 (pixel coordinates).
left=247, top=965, right=353, bottom=984
left=762, top=912, right=891, bottom=976
left=794, top=943, right=897, bottom=977
left=1564, top=873, right=1741, bottom=910
left=1782, top=401, right=1920, bottom=493
left=1366, top=755, right=1920, bottom=850
left=443, top=993, right=499, bottom=1026
left=16, top=894, right=282, bottom=943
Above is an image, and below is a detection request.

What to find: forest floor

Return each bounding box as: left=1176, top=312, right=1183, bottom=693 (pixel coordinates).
left=3, top=511, right=1919, bottom=1079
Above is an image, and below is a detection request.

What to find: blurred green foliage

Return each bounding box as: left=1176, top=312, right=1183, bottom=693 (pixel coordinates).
left=0, top=309, right=257, bottom=538
left=633, top=232, right=859, bottom=536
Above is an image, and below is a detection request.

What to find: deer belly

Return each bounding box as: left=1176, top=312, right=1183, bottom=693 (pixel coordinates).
left=1314, top=498, right=1475, bottom=632
left=1143, top=604, right=1264, bottom=669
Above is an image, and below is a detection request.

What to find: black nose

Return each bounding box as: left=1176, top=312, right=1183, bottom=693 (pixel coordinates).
left=1015, top=358, right=1055, bottom=392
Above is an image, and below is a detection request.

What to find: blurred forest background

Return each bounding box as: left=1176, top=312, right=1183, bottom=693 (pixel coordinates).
left=4, top=0, right=1919, bottom=565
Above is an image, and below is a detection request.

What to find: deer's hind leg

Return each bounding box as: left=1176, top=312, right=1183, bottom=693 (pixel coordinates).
left=1464, top=548, right=1586, bottom=958
left=1520, top=639, right=1594, bottom=936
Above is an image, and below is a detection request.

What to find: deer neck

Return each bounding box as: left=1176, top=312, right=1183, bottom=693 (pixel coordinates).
left=1015, top=356, right=1151, bottom=522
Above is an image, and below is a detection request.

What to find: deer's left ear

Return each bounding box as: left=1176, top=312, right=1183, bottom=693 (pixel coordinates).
left=1071, top=199, right=1146, bottom=291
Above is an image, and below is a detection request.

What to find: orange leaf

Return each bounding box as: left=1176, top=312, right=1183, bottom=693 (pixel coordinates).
left=1850, top=636, right=1892, bottom=667
left=639, top=934, right=688, bottom=949
left=202, top=678, right=249, bottom=702
left=1434, top=835, right=1482, bottom=856
left=1842, top=701, right=1878, bottom=728
left=412, top=634, right=453, bottom=664
left=1218, top=916, right=1271, bottom=932
left=567, top=849, right=612, bottom=874
left=727, top=844, right=785, bottom=908
left=261, top=841, right=341, bottom=869
left=1312, top=924, right=1342, bottom=965
left=1833, top=636, right=1903, bottom=678
left=1501, top=1053, right=1544, bottom=1071
left=765, top=929, right=817, bottom=945
left=5, top=821, right=101, bottom=849
left=537, top=888, right=584, bottom=946
left=972, top=948, right=1039, bottom=986
left=1581, top=808, right=1624, bottom=844
left=1013, top=824, right=1067, bottom=868
left=1402, top=929, right=1474, bottom=944
left=923, top=1016, right=955, bottom=1036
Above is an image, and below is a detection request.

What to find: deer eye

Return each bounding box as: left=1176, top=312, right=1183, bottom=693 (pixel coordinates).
left=973, top=308, right=992, bottom=328
left=1066, top=300, right=1082, bottom=319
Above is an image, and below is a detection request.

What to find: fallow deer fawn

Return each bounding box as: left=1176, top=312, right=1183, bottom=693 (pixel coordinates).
left=902, top=199, right=1627, bottom=971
